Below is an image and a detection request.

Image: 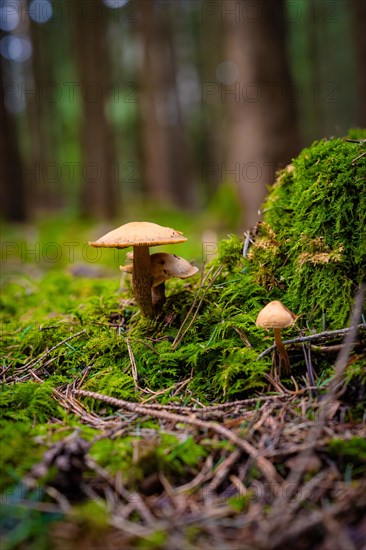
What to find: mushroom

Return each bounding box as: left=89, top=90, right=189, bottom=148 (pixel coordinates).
left=256, top=301, right=296, bottom=376
left=89, top=222, right=187, bottom=318
left=120, top=252, right=199, bottom=313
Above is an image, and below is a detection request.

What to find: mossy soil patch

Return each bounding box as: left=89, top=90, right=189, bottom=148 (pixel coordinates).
left=1, top=133, right=365, bottom=549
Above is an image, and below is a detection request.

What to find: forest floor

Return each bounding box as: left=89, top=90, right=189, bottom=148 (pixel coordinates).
left=1, top=252, right=365, bottom=550
left=1, top=134, right=366, bottom=549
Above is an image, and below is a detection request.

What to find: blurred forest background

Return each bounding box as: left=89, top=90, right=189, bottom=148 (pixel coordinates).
left=0, top=0, right=365, bottom=233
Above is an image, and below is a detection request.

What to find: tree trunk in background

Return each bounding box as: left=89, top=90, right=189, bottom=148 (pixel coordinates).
left=0, top=60, right=27, bottom=221
left=199, top=8, right=226, bottom=197
left=138, top=0, right=195, bottom=210
left=73, top=2, right=117, bottom=219
left=351, top=0, right=366, bottom=126
left=225, top=0, right=300, bottom=229
left=28, top=18, right=61, bottom=210
left=308, top=0, right=322, bottom=138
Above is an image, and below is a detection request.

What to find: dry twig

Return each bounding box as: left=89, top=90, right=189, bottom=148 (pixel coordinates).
left=73, top=389, right=284, bottom=493
left=257, top=323, right=366, bottom=359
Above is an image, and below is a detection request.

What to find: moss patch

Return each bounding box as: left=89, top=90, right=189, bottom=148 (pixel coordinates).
left=248, top=132, right=366, bottom=329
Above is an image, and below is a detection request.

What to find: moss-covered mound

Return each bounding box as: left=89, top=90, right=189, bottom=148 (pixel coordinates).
left=248, top=131, right=366, bottom=329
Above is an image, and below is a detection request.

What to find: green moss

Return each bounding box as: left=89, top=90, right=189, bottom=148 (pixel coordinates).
left=327, top=436, right=366, bottom=462
left=248, top=133, right=366, bottom=329
left=135, top=530, right=167, bottom=550
left=0, top=382, right=63, bottom=423
left=70, top=500, right=109, bottom=531
left=0, top=421, right=47, bottom=490
left=327, top=437, right=366, bottom=477
left=89, top=432, right=207, bottom=488
left=216, top=234, right=244, bottom=271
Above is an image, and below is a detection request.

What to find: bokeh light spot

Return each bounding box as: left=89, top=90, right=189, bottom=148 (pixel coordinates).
left=0, top=1, right=20, bottom=31
left=0, top=35, right=32, bottom=62
left=103, top=0, right=129, bottom=8
left=28, top=0, right=53, bottom=24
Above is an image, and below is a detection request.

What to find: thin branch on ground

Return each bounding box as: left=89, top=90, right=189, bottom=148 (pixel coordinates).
left=257, top=324, right=366, bottom=359
left=72, top=388, right=284, bottom=492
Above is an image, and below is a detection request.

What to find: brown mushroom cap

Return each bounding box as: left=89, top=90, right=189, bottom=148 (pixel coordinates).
left=256, top=301, right=295, bottom=329
left=120, top=252, right=198, bottom=287
left=89, top=221, right=187, bottom=249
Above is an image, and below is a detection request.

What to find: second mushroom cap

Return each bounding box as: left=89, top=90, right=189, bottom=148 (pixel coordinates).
left=120, top=252, right=198, bottom=287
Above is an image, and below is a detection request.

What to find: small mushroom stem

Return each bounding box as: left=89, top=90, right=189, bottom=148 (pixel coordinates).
left=151, top=282, right=166, bottom=315
left=132, top=245, right=153, bottom=318
left=273, top=328, right=290, bottom=376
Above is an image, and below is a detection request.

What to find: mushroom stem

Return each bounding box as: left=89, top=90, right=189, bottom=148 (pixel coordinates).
left=152, top=282, right=166, bottom=315
left=132, top=246, right=153, bottom=318
left=273, top=328, right=290, bottom=376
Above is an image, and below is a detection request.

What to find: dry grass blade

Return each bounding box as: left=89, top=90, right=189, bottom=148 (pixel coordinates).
left=171, top=265, right=214, bottom=348
left=172, top=266, right=223, bottom=349
left=20, top=329, right=87, bottom=372
left=206, top=449, right=242, bottom=496
left=140, top=376, right=192, bottom=404
left=28, top=370, right=119, bottom=428
left=126, top=338, right=139, bottom=391
left=7, top=329, right=88, bottom=383
left=328, top=284, right=365, bottom=398
left=175, top=454, right=214, bottom=494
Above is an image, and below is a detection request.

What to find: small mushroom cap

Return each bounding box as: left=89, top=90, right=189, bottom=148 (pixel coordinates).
left=256, top=301, right=296, bottom=329
left=120, top=252, right=198, bottom=286
left=89, top=221, right=187, bottom=249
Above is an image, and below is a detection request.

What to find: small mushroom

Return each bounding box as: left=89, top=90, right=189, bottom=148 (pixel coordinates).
left=120, top=252, right=199, bottom=313
left=89, top=222, right=187, bottom=318
left=256, top=301, right=296, bottom=376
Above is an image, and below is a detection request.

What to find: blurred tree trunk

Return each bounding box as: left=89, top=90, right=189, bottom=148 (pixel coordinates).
left=73, top=1, right=117, bottom=219
left=28, top=19, right=60, bottom=210
left=0, top=60, right=27, bottom=221
left=308, top=0, right=322, bottom=137
left=199, top=9, right=226, bottom=197
left=351, top=0, right=366, bottom=126
left=138, top=0, right=195, bottom=209
left=225, top=0, right=300, bottom=229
